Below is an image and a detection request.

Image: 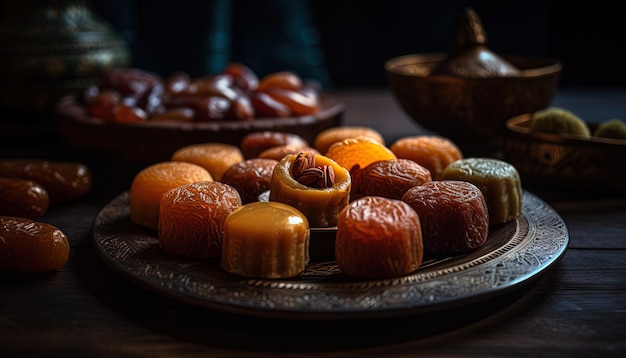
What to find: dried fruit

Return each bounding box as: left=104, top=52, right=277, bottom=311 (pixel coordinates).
left=220, top=158, right=278, bottom=204
left=171, top=143, right=244, bottom=181
left=129, top=161, right=213, bottom=229
left=269, top=153, right=350, bottom=227
left=325, top=136, right=397, bottom=173
left=335, top=196, right=423, bottom=280
left=0, top=178, right=49, bottom=220
left=240, top=131, right=309, bottom=159
left=390, top=135, right=463, bottom=180
left=402, top=180, right=489, bottom=254
left=313, top=126, right=385, bottom=154
left=0, top=159, right=92, bottom=203
left=258, top=144, right=319, bottom=161
left=440, top=157, right=522, bottom=225
left=354, top=159, right=432, bottom=200
left=158, top=181, right=241, bottom=258
left=0, top=216, right=70, bottom=272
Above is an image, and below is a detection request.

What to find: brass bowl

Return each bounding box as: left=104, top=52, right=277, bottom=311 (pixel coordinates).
left=55, top=95, right=345, bottom=165
left=504, top=113, right=626, bottom=192
left=385, top=53, right=561, bottom=153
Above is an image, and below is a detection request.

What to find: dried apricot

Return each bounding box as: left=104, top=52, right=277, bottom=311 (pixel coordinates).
left=171, top=143, right=244, bottom=181
left=0, top=178, right=49, bottom=220
left=220, top=158, right=278, bottom=204
left=402, top=180, right=489, bottom=254
left=354, top=159, right=432, bottom=200
left=313, top=126, right=385, bottom=155
left=390, top=135, right=463, bottom=180
left=158, top=181, right=241, bottom=258
left=129, top=161, right=213, bottom=229
left=324, top=136, right=396, bottom=173
left=335, top=196, right=423, bottom=280
left=0, top=216, right=70, bottom=272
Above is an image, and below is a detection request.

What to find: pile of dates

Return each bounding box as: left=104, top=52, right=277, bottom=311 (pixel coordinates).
left=82, top=63, right=322, bottom=123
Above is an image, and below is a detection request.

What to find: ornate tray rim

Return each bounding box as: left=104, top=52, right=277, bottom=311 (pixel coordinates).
left=92, top=190, right=568, bottom=320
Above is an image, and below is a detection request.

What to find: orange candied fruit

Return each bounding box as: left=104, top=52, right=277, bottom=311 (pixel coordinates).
left=314, top=126, right=385, bottom=155
left=171, top=143, right=244, bottom=181
left=390, top=135, right=463, bottom=180
left=324, top=136, right=396, bottom=173
left=129, top=161, right=213, bottom=229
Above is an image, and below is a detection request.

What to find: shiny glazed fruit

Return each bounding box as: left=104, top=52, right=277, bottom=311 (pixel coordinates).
left=258, top=144, right=320, bottom=161
left=0, top=178, right=49, bottom=220
left=221, top=201, right=310, bottom=279
left=261, top=87, right=319, bottom=116
left=129, top=161, right=213, bottom=229
left=390, top=135, right=463, bottom=180
left=220, top=158, right=278, bottom=204
left=325, top=136, right=396, bottom=173
left=171, top=143, right=244, bottom=181
left=240, top=131, right=309, bottom=159
left=0, top=159, right=92, bottom=203
left=0, top=216, right=70, bottom=272
left=222, top=62, right=259, bottom=92
left=158, top=181, right=242, bottom=258
left=353, top=159, right=432, bottom=200
left=313, top=126, right=385, bottom=155
left=402, top=180, right=489, bottom=254
left=335, top=196, right=423, bottom=280
left=256, top=71, right=302, bottom=92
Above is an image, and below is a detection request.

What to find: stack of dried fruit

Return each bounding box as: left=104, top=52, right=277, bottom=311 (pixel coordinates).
left=82, top=63, right=322, bottom=123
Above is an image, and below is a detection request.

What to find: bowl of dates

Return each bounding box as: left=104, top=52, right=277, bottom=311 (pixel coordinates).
left=55, top=63, right=344, bottom=164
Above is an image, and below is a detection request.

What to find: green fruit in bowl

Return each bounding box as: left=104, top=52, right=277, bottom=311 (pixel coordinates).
left=529, top=107, right=591, bottom=137
left=593, top=118, right=626, bottom=140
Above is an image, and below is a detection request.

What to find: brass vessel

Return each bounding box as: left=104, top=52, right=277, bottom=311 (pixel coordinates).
left=0, top=0, right=130, bottom=114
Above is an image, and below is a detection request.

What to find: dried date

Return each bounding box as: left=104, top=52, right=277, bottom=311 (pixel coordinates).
left=0, top=160, right=92, bottom=204
left=0, top=216, right=70, bottom=272
left=0, top=178, right=50, bottom=220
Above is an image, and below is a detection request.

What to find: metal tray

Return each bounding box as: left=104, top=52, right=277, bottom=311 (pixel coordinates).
left=93, top=190, right=568, bottom=320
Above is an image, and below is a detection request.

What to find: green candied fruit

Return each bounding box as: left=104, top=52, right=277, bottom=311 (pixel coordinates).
left=593, top=118, right=626, bottom=140
left=529, top=107, right=591, bottom=138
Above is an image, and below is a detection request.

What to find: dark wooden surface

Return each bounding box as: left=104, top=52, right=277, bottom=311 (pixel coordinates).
left=1, top=88, right=626, bottom=357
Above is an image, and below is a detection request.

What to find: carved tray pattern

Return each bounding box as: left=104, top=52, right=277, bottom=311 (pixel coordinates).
left=93, top=191, right=568, bottom=319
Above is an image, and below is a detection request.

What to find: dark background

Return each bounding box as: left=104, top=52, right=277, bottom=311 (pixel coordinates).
left=90, top=0, right=626, bottom=90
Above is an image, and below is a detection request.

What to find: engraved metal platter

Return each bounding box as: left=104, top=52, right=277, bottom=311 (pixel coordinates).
left=92, top=191, right=568, bottom=320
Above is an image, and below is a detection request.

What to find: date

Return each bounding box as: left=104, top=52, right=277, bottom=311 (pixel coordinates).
left=0, top=178, right=50, bottom=220
left=0, top=216, right=70, bottom=272
left=0, top=159, right=92, bottom=204
left=83, top=64, right=322, bottom=123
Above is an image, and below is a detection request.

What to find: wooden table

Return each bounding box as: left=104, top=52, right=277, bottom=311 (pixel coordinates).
left=1, top=88, right=625, bottom=357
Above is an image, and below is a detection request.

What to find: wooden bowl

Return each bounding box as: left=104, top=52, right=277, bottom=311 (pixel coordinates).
left=55, top=95, right=345, bottom=164
left=504, top=113, right=626, bottom=192
left=385, top=53, right=561, bottom=153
